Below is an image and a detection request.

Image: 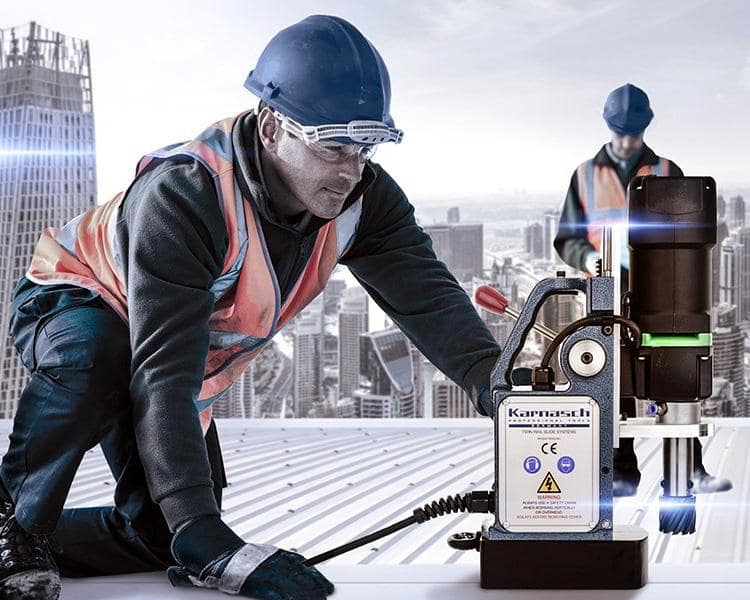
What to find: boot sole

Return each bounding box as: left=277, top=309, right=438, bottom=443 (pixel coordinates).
left=0, top=569, right=61, bottom=600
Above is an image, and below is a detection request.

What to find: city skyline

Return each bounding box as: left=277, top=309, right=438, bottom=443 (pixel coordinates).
left=2, top=19, right=749, bottom=421
left=3, top=1, right=749, bottom=204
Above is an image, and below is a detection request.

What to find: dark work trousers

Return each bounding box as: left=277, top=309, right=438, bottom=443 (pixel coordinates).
left=0, top=277, right=227, bottom=577
left=615, top=397, right=704, bottom=483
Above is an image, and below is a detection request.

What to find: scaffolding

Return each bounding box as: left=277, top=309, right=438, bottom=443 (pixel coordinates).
left=0, top=21, right=93, bottom=113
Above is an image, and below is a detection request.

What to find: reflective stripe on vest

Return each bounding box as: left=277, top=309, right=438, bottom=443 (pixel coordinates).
left=26, top=111, right=362, bottom=429
left=576, top=157, right=669, bottom=267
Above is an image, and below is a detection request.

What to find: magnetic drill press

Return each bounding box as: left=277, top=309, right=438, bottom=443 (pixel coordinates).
left=462, top=175, right=717, bottom=589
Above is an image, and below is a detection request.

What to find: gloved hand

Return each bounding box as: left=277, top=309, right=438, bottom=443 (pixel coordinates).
left=478, top=385, right=494, bottom=418
left=168, top=515, right=334, bottom=599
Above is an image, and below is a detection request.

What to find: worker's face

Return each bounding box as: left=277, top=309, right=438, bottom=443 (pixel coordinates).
left=276, top=131, right=364, bottom=219
left=261, top=110, right=365, bottom=220
left=610, top=132, right=644, bottom=161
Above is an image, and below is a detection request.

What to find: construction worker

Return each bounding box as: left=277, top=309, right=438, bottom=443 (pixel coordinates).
left=0, top=16, right=501, bottom=600
left=554, top=83, right=733, bottom=497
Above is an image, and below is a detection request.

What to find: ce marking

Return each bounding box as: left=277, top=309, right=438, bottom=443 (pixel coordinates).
left=542, top=442, right=558, bottom=455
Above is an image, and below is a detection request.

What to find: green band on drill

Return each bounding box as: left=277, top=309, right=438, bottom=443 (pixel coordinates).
left=640, top=333, right=712, bottom=347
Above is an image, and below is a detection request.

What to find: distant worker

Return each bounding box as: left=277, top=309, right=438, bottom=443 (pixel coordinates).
left=554, top=83, right=732, bottom=497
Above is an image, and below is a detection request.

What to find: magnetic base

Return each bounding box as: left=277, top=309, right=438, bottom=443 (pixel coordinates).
left=480, top=525, right=648, bottom=589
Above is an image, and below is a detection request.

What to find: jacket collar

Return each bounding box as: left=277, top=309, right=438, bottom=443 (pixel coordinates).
left=592, top=142, right=659, bottom=170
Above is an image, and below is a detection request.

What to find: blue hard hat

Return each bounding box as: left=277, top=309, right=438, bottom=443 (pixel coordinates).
left=602, top=83, right=654, bottom=135
left=245, top=15, right=396, bottom=130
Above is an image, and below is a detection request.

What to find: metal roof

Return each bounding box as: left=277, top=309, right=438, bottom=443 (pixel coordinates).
left=0, top=418, right=748, bottom=598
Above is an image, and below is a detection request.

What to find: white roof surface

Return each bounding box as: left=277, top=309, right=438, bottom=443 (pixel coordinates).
left=1, top=418, right=748, bottom=599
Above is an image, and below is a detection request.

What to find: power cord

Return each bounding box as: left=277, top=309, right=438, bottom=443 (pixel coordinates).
left=303, top=490, right=493, bottom=566
left=540, top=314, right=642, bottom=369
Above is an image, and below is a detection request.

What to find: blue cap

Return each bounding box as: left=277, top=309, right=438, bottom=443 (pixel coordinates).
left=603, top=83, right=653, bottom=135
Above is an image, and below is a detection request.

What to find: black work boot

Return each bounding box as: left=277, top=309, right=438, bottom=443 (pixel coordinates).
left=692, top=440, right=733, bottom=494
left=0, top=498, right=61, bottom=600
left=613, top=437, right=641, bottom=497
left=693, top=467, right=733, bottom=494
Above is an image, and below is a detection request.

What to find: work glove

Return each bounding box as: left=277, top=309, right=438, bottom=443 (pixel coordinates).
left=478, top=385, right=494, bottom=418
left=167, top=515, right=334, bottom=599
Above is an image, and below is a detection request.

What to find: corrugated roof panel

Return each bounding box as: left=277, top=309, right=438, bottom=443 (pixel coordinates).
left=0, top=418, right=748, bottom=598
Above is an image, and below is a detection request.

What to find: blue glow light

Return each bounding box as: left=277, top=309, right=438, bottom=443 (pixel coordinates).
left=563, top=219, right=713, bottom=231
left=0, top=149, right=95, bottom=158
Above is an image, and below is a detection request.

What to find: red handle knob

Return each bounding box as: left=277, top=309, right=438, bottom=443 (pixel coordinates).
left=475, top=285, right=509, bottom=315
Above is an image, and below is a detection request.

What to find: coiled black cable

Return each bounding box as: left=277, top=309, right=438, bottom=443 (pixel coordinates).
left=303, top=491, right=490, bottom=566
left=413, top=493, right=471, bottom=523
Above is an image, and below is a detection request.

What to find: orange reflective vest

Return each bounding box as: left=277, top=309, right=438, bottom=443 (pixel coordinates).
left=26, top=111, right=362, bottom=431
left=576, top=157, right=669, bottom=253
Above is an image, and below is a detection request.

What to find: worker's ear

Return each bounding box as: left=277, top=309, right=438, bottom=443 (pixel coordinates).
left=257, top=107, right=281, bottom=154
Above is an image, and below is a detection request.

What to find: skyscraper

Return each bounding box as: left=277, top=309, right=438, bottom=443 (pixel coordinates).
left=543, top=210, right=560, bottom=262
left=216, top=343, right=290, bottom=418
left=491, top=256, right=519, bottom=308
left=338, top=286, right=368, bottom=400
left=424, top=224, right=451, bottom=268
left=335, top=396, right=360, bottom=418
left=214, top=364, right=255, bottom=418
left=485, top=318, right=512, bottom=346
left=293, top=297, right=323, bottom=417
left=728, top=194, right=746, bottom=231
left=409, top=343, right=425, bottom=418
left=450, top=223, right=483, bottom=281
left=0, top=23, right=96, bottom=417
left=737, top=227, right=750, bottom=322
left=432, top=373, right=474, bottom=418
left=446, top=206, right=460, bottom=224
left=704, top=377, right=735, bottom=418
left=713, top=305, right=746, bottom=417
left=424, top=222, right=484, bottom=282
left=323, top=277, right=346, bottom=315
left=524, top=221, right=544, bottom=259
left=712, top=219, right=729, bottom=306
left=541, top=292, right=583, bottom=341
left=356, top=328, right=415, bottom=418
left=719, top=237, right=744, bottom=312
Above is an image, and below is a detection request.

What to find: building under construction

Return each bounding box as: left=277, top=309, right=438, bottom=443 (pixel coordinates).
left=0, top=22, right=96, bottom=418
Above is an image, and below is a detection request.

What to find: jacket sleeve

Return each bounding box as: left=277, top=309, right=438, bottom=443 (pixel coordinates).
left=117, top=159, right=229, bottom=532
left=339, top=164, right=500, bottom=415
left=554, top=170, right=594, bottom=272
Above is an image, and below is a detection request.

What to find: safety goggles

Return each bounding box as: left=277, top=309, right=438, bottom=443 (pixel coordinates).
left=274, top=110, right=403, bottom=163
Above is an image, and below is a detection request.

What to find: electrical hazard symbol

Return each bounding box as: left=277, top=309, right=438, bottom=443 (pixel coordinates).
left=537, top=472, right=561, bottom=494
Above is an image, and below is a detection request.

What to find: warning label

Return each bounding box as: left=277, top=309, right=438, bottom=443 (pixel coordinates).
left=498, top=396, right=600, bottom=533
left=537, top=472, right=561, bottom=494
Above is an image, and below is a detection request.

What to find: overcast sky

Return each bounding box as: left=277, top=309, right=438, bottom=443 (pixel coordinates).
left=5, top=0, right=750, bottom=204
